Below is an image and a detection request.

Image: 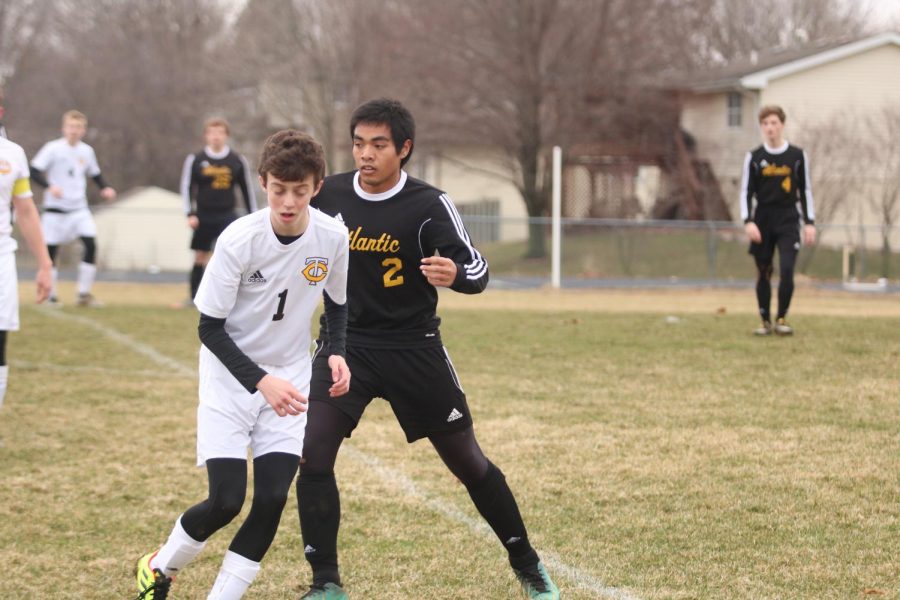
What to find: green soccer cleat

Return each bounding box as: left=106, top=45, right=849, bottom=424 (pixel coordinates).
left=514, top=561, right=560, bottom=599
left=135, top=551, right=171, bottom=600
left=774, top=318, right=794, bottom=336
left=299, top=582, right=349, bottom=599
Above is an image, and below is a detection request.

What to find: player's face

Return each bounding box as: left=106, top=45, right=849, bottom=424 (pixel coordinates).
left=352, top=122, right=411, bottom=194
left=261, top=173, right=323, bottom=236
left=760, top=114, right=784, bottom=146
left=62, top=118, right=86, bottom=144
left=205, top=125, right=229, bottom=151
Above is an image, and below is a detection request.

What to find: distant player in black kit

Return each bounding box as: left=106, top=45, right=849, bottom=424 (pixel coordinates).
left=180, top=117, right=257, bottom=301
left=295, top=98, right=560, bottom=600
left=741, top=105, right=816, bottom=336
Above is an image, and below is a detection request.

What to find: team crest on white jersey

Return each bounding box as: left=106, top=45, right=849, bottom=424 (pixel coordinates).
left=0, top=160, right=11, bottom=175
left=301, top=257, right=329, bottom=285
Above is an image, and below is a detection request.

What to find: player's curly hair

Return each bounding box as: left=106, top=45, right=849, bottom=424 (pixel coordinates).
left=350, top=98, right=415, bottom=167
left=758, top=105, right=786, bottom=124
left=258, top=129, right=326, bottom=184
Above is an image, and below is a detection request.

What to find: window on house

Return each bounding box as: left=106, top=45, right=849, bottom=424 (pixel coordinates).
left=727, top=92, right=742, bottom=128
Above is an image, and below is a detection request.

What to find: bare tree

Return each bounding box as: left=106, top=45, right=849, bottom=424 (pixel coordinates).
left=0, top=0, right=52, bottom=84
left=688, top=0, right=870, bottom=65
left=7, top=0, right=232, bottom=192
left=229, top=0, right=406, bottom=171
left=865, top=106, right=900, bottom=279
left=795, top=118, right=864, bottom=272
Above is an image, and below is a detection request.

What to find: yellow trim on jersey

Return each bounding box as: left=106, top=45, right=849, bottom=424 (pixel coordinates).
left=12, top=177, right=32, bottom=198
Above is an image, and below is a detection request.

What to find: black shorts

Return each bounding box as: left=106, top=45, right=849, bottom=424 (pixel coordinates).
left=309, top=342, right=473, bottom=443
left=191, top=212, right=238, bottom=251
left=749, top=209, right=801, bottom=264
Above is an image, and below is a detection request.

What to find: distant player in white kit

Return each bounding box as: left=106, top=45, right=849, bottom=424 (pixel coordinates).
left=29, top=110, right=116, bottom=306
left=134, top=130, right=350, bottom=600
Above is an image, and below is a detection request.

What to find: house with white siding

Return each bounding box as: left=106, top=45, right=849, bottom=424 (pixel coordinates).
left=678, top=32, right=900, bottom=246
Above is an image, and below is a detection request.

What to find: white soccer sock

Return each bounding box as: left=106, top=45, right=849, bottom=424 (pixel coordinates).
left=51, top=268, right=58, bottom=299
left=152, top=516, right=206, bottom=577
left=0, top=365, right=8, bottom=410
left=77, top=262, right=97, bottom=295
left=207, top=551, right=260, bottom=600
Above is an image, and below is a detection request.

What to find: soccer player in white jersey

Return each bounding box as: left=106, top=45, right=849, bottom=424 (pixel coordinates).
left=134, top=130, right=350, bottom=600
left=29, top=110, right=116, bottom=307
left=0, top=93, right=53, bottom=414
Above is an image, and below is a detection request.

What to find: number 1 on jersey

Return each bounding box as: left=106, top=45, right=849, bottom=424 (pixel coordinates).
left=272, top=289, right=288, bottom=321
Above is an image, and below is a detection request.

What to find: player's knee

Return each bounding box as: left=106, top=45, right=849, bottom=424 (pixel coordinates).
left=252, top=486, right=290, bottom=513
left=757, top=264, right=773, bottom=280
left=780, top=265, right=794, bottom=281
left=81, top=237, right=97, bottom=264
left=209, top=485, right=246, bottom=523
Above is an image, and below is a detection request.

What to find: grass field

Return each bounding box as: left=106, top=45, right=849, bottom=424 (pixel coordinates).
left=1, top=281, right=898, bottom=599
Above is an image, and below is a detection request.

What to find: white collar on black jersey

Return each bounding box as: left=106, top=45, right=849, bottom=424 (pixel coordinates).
left=353, top=170, right=407, bottom=201
left=205, top=145, right=231, bottom=160
left=763, top=141, right=789, bottom=154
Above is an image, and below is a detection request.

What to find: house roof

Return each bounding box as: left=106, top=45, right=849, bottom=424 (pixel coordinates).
left=682, top=31, right=900, bottom=93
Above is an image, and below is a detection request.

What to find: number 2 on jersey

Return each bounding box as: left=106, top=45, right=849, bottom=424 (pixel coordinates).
left=272, top=289, right=288, bottom=321
left=382, top=258, right=404, bottom=288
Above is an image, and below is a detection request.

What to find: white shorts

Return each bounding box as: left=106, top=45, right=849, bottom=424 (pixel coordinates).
left=0, top=252, right=19, bottom=331
left=41, top=208, right=97, bottom=245
left=196, top=345, right=310, bottom=466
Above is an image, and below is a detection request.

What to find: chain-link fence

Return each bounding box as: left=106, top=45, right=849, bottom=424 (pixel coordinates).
left=462, top=216, right=900, bottom=289
left=11, top=208, right=900, bottom=290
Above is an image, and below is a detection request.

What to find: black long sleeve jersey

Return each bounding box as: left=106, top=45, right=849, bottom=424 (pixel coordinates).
left=312, top=170, right=488, bottom=349
left=180, top=146, right=257, bottom=216
left=740, top=142, right=815, bottom=225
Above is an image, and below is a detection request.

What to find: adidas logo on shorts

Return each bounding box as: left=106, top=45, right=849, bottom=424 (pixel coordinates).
left=447, top=408, right=463, bottom=422
left=247, top=270, right=267, bottom=283
left=304, top=545, right=316, bottom=554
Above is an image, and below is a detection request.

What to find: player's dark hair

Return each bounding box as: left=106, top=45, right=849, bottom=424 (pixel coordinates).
left=758, top=105, right=786, bottom=124
left=258, top=130, right=326, bottom=184
left=350, top=98, right=415, bottom=167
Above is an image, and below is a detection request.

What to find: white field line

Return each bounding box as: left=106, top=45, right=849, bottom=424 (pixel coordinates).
left=33, top=309, right=640, bottom=599
left=342, top=446, right=643, bottom=600
left=35, top=307, right=195, bottom=378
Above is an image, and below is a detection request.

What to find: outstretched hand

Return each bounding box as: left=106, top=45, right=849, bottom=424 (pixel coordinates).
left=257, top=374, right=308, bottom=417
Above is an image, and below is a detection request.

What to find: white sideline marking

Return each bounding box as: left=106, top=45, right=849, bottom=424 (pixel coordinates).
left=35, top=307, right=195, bottom=378
left=342, top=446, right=642, bottom=600
left=32, top=310, right=639, bottom=598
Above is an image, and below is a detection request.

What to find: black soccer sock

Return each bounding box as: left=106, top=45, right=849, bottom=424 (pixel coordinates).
left=190, top=264, right=205, bottom=299
left=297, top=471, right=342, bottom=585
left=466, top=461, right=539, bottom=570
left=755, top=262, right=773, bottom=322
left=228, top=452, right=299, bottom=562
left=0, top=330, right=7, bottom=366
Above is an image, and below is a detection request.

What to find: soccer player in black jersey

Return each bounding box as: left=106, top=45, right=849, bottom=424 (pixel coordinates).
left=741, top=105, right=816, bottom=336
left=295, top=98, right=559, bottom=599
left=180, top=118, right=257, bottom=302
